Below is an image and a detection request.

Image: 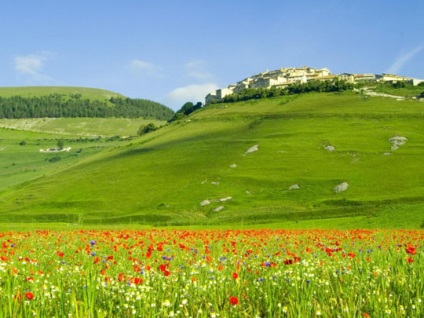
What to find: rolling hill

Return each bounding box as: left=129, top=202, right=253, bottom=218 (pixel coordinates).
left=1, top=89, right=423, bottom=229
left=0, top=86, right=174, bottom=120
left=0, top=86, right=125, bottom=100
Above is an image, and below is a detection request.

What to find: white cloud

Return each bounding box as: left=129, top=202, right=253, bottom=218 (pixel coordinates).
left=128, top=59, right=163, bottom=77
left=165, top=83, right=218, bottom=108
left=185, top=60, right=214, bottom=80
left=14, top=51, right=54, bottom=81
left=385, top=44, right=424, bottom=74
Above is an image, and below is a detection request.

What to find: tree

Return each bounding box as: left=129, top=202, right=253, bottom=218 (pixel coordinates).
left=168, top=101, right=203, bottom=122
left=57, top=139, right=64, bottom=150
left=137, top=123, right=157, bottom=136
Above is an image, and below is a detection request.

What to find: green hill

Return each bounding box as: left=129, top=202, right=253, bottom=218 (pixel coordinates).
left=0, top=86, right=125, bottom=100
left=1, top=91, right=423, bottom=229
left=0, top=86, right=174, bottom=120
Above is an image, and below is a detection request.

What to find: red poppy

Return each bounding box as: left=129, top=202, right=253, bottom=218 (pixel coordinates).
left=232, top=272, right=238, bottom=279
left=133, top=265, right=141, bottom=273
left=118, top=272, right=125, bottom=282
left=56, top=251, right=64, bottom=258
left=25, top=292, right=34, bottom=300
left=229, top=296, right=239, bottom=305
left=405, top=245, right=417, bottom=255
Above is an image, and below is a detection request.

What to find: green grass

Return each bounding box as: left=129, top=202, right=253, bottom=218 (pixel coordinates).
left=1, top=91, right=424, bottom=228
left=372, top=83, right=424, bottom=98
left=0, top=86, right=125, bottom=100
left=0, top=117, right=165, bottom=192
left=0, top=118, right=165, bottom=137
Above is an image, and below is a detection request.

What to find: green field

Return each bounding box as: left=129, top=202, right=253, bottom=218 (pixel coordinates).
left=1, top=90, right=424, bottom=228
left=0, top=86, right=124, bottom=100
left=0, top=117, right=164, bottom=137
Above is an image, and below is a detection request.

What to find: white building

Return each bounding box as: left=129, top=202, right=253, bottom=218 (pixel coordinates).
left=204, top=66, right=421, bottom=104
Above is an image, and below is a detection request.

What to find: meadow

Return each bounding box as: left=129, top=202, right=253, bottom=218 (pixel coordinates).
left=0, top=228, right=422, bottom=317
left=0, top=87, right=423, bottom=317
left=1, top=91, right=423, bottom=228
left=0, top=117, right=164, bottom=192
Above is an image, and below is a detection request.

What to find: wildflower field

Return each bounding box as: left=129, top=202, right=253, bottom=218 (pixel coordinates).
left=0, top=229, right=422, bottom=317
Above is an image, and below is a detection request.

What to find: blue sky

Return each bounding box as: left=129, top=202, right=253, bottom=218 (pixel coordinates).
left=1, top=1, right=423, bottom=110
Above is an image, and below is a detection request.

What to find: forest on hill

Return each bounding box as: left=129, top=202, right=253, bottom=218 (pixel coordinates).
left=0, top=94, right=174, bottom=120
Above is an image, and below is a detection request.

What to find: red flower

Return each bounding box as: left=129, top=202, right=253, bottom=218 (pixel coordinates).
left=407, top=257, right=414, bottom=263
left=132, top=277, right=143, bottom=285
left=56, top=251, right=64, bottom=258
left=405, top=245, right=417, bottom=255
left=133, top=265, right=141, bottom=273
left=25, top=292, right=34, bottom=300
left=118, top=272, right=125, bottom=282
left=232, top=272, right=238, bottom=279
left=229, top=296, right=239, bottom=305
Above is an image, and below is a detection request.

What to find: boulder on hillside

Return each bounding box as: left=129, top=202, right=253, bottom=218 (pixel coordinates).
left=214, top=206, right=224, bottom=212
left=245, top=144, right=259, bottom=154
left=334, top=182, right=349, bottom=193
left=388, top=136, right=407, bottom=150
left=200, top=200, right=211, bottom=206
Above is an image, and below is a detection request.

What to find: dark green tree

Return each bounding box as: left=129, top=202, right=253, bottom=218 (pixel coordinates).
left=137, top=123, right=157, bottom=136
left=169, top=101, right=203, bottom=122
left=57, top=139, right=64, bottom=150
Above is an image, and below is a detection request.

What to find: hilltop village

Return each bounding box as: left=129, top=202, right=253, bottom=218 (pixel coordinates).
left=206, top=66, right=424, bottom=104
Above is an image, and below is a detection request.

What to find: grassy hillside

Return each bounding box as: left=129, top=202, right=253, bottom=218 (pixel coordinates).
left=0, top=117, right=165, bottom=192
left=0, top=117, right=165, bottom=137
left=1, top=91, right=424, bottom=228
left=0, top=86, right=124, bottom=100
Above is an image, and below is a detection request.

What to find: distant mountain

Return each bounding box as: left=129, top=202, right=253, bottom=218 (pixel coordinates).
left=0, top=86, right=174, bottom=120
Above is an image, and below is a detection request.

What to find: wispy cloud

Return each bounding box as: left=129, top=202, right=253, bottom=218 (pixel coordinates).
left=385, top=44, right=424, bottom=74
left=128, top=59, right=163, bottom=77
left=165, top=83, right=218, bottom=108
left=185, top=60, right=214, bottom=80
left=14, top=51, right=54, bottom=82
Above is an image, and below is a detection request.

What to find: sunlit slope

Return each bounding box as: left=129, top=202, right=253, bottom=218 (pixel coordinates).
left=1, top=92, right=424, bottom=227
left=0, top=86, right=124, bottom=100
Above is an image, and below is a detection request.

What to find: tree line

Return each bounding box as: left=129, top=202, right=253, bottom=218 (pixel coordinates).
left=0, top=94, right=174, bottom=120
left=210, top=79, right=355, bottom=104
